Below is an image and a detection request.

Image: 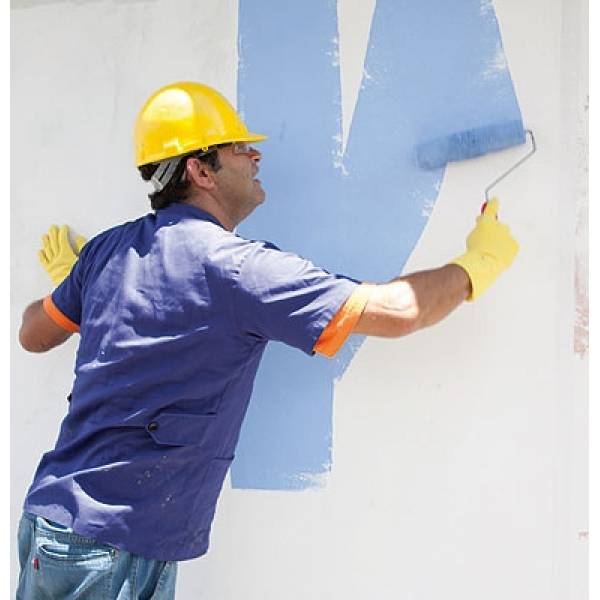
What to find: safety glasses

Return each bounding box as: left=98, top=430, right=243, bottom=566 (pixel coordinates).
left=194, top=142, right=260, bottom=157
left=230, top=142, right=260, bottom=156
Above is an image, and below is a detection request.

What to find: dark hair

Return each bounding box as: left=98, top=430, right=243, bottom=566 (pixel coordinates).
left=139, top=147, right=223, bottom=210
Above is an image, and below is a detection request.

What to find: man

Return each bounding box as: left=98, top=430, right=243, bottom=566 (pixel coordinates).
left=17, top=81, right=518, bottom=598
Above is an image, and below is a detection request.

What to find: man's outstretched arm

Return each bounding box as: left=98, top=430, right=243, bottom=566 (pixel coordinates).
left=353, top=198, right=519, bottom=339
left=354, top=264, right=470, bottom=337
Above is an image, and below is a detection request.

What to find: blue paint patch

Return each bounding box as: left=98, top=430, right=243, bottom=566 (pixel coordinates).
left=233, top=0, right=523, bottom=490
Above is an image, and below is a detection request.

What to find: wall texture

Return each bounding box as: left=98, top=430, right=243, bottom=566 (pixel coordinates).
left=11, top=0, right=588, bottom=598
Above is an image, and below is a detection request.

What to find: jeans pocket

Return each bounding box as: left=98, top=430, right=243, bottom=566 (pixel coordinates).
left=37, top=540, right=114, bottom=565
left=35, top=517, right=115, bottom=566
left=29, top=530, right=115, bottom=599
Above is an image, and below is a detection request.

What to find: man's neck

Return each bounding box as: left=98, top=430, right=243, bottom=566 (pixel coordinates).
left=184, top=195, right=236, bottom=232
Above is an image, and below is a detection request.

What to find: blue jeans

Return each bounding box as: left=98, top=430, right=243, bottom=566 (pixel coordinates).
left=16, top=513, right=178, bottom=599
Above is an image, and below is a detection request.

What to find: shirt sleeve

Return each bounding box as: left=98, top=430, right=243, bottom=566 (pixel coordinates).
left=313, top=283, right=375, bottom=357
left=233, top=241, right=360, bottom=356
left=43, top=295, right=80, bottom=333
left=43, top=248, right=87, bottom=332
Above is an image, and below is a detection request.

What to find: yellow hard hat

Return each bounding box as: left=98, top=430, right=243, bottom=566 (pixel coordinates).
left=134, top=81, right=267, bottom=166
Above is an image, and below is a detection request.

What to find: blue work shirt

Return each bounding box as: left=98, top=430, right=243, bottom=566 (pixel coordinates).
left=23, top=203, right=360, bottom=561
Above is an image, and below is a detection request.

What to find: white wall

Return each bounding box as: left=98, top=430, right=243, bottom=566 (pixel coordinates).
left=10, top=0, right=588, bottom=598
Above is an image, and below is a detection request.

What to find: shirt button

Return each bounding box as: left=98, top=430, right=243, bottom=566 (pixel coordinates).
left=147, top=422, right=159, bottom=432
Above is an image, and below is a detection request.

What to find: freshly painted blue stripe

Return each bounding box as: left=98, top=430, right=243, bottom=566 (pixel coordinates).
left=233, top=0, right=524, bottom=490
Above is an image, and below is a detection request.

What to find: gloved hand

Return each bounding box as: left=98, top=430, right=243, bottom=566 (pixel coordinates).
left=38, top=224, right=87, bottom=286
left=450, top=198, right=519, bottom=301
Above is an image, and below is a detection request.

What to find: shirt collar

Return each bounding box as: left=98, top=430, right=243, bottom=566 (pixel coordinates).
left=156, top=202, right=226, bottom=229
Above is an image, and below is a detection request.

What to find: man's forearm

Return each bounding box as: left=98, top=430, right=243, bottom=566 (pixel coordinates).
left=354, top=264, right=471, bottom=337
left=392, top=264, right=470, bottom=331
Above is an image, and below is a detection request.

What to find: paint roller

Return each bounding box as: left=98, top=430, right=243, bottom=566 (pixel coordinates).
left=415, top=121, right=536, bottom=213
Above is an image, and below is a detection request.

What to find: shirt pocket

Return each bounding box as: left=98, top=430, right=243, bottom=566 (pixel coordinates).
left=145, top=412, right=216, bottom=447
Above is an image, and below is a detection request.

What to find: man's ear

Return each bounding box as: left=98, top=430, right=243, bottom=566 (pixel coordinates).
left=186, top=158, right=216, bottom=191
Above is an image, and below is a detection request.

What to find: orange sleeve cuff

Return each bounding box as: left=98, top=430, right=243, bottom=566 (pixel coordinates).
left=43, top=295, right=80, bottom=333
left=313, top=283, right=375, bottom=358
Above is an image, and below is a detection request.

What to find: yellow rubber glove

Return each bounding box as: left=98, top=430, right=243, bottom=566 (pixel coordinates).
left=450, top=198, right=519, bottom=301
left=38, top=224, right=87, bottom=286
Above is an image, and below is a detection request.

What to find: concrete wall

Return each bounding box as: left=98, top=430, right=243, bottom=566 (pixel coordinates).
left=11, top=0, right=588, bottom=598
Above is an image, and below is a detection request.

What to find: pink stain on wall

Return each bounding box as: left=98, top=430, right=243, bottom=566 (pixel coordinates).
left=574, top=258, right=588, bottom=358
